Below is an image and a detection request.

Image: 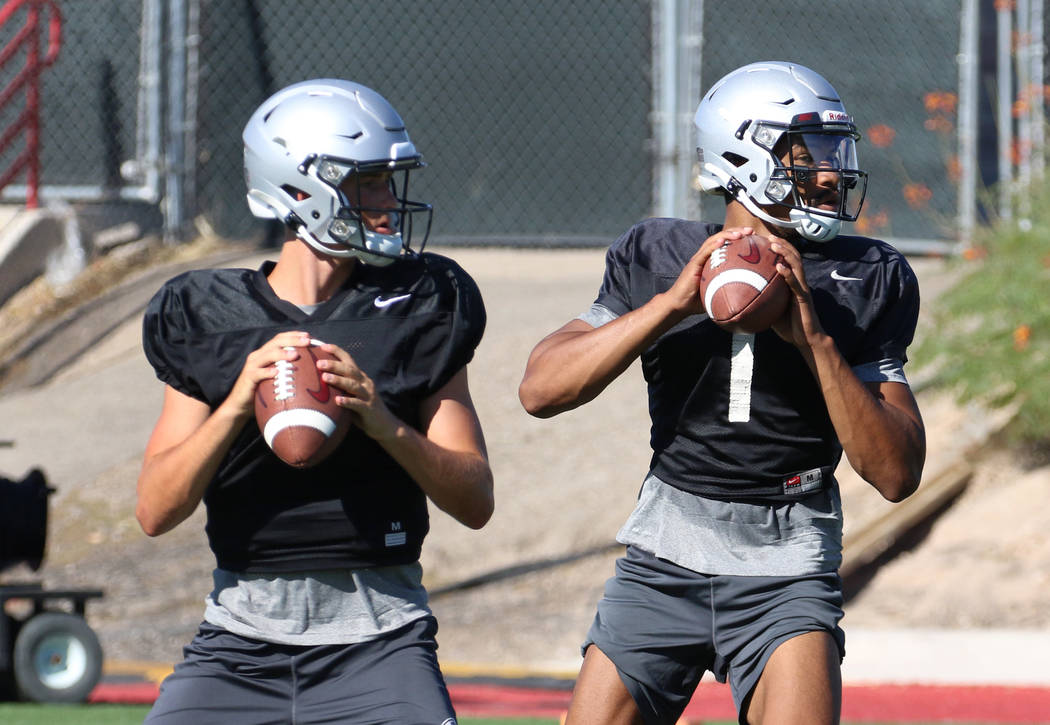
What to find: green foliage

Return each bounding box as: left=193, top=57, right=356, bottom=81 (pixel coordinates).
left=912, top=214, right=1050, bottom=451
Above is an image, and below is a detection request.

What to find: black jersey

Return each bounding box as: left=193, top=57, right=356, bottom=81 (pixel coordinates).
left=142, top=252, right=486, bottom=573
left=594, top=218, right=919, bottom=501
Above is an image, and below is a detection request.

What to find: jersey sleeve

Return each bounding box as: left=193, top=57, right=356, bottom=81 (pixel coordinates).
left=141, top=274, right=206, bottom=402
left=858, top=252, right=921, bottom=366
left=428, top=255, right=487, bottom=391
left=593, top=226, right=639, bottom=317
left=592, top=219, right=714, bottom=318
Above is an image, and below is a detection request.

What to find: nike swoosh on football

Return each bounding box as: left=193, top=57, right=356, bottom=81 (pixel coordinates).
left=830, top=270, right=862, bottom=282
left=374, top=293, right=412, bottom=308
left=738, top=238, right=761, bottom=264
left=303, top=347, right=331, bottom=403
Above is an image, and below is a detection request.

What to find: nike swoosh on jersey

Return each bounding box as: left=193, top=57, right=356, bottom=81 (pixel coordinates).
left=374, top=293, right=412, bottom=308
left=830, top=269, right=863, bottom=281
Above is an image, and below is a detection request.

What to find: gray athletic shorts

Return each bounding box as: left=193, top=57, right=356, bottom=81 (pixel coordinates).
left=584, top=546, right=845, bottom=724
left=144, top=616, right=456, bottom=725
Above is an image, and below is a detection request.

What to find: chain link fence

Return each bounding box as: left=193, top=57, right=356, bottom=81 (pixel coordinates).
left=193, top=0, right=652, bottom=243
left=0, top=0, right=144, bottom=197
left=694, top=0, right=967, bottom=249
left=1, top=0, right=1044, bottom=253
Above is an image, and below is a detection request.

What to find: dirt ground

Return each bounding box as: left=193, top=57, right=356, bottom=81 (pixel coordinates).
left=1, top=241, right=1048, bottom=673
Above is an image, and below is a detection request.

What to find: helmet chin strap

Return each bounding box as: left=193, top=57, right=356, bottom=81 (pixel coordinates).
left=789, top=209, right=841, bottom=242
left=295, top=226, right=401, bottom=266
left=356, top=228, right=404, bottom=265
left=701, top=162, right=840, bottom=243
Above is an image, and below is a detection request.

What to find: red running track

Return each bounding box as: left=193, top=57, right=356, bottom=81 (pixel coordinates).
left=89, top=680, right=1050, bottom=722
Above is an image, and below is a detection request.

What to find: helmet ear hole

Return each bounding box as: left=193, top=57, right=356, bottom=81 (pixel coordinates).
left=723, top=152, right=748, bottom=168
left=281, top=185, right=310, bottom=201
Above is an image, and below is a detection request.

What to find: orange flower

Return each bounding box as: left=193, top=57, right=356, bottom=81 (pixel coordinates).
left=1013, top=98, right=1030, bottom=118
left=962, top=246, right=987, bottom=261
left=1019, top=83, right=1044, bottom=107
left=902, top=183, right=933, bottom=209
left=1013, top=324, right=1031, bottom=351
left=867, top=124, right=896, bottom=148
left=1013, top=29, right=1032, bottom=53
left=854, top=209, right=889, bottom=236
left=946, top=155, right=962, bottom=183
left=924, top=116, right=953, bottom=135
left=1011, top=139, right=1028, bottom=166
left=923, top=91, right=957, bottom=115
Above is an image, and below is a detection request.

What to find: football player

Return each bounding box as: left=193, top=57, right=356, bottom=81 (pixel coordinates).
left=519, top=61, right=925, bottom=724
left=137, top=79, right=492, bottom=724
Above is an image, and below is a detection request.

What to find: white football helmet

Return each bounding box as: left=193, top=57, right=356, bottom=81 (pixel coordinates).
left=694, top=62, right=867, bottom=242
left=243, top=79, right=431, bottom=264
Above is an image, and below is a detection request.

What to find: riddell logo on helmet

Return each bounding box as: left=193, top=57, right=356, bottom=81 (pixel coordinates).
left=823, top=110, right=851, bottom=122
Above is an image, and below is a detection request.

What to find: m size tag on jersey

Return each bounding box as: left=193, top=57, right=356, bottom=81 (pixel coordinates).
left=781, top=468, right=824, bottom=496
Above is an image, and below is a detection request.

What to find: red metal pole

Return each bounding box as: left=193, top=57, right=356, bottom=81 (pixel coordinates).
left=24, top=0, right=40, bottom=209
left=0, top=0, right=61, bottom=208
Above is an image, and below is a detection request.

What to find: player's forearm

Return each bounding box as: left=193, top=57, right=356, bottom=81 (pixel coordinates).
left=804, top=335, right=925, bottom=502
left=376, top=422, right=494, bottom=529
left=519, top=293, right=685, bottom=417
left=135, top=404, right=248, bottom=536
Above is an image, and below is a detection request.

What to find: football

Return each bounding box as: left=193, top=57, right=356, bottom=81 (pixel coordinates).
left=699, top=234, right=790, bottom=334
left=254, top=342, right=351, bottom=468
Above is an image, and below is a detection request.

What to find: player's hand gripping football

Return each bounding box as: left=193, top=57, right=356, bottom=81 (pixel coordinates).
left=769, top=241, right=827, bottom=349
left=228, top=331, right=313, bottom=418
left=666, top=226, right=756, bottom=318
left=314, top=342, right=399, bottom=442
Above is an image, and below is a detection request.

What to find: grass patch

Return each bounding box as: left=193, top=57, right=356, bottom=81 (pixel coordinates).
left=913, top=214, right=1050, bottom=455
left=0, top=704, right=152, bottom=724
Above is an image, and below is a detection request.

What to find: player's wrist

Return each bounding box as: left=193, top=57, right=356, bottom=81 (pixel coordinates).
left=365, top=411, right=407, bottom=446
left=653, top=289, right=695, bottom=325
left=800, top=330, right=836, bottom=357
left=215, top=398, right=254, bottom=427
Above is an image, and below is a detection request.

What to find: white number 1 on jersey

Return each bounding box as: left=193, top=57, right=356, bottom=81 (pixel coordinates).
left=728, top=333, right=755, bottom=422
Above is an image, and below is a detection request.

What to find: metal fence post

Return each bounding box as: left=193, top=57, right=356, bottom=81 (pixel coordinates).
left=1017, top=0, right=1032, bottom=222
left=652, top=0, right=702, bottom=221
left=958, top=0, right=979, bottom=245
left=997, top=0, right=1013, bottom=221
left=679, top=0, right=702, bottom=223
left=653, top=0, right=680, bottom=219
left=164, top=0, right=187, bottom=242
left=127, top=0, right=163, bottom=203
left=1027, top=0, right=1045, bottom=185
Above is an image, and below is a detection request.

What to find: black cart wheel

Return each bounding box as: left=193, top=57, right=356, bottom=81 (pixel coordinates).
left=12, top=612, right=103, bottom=703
